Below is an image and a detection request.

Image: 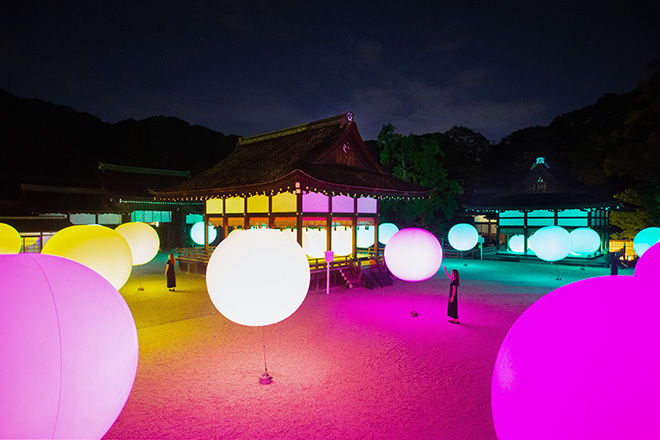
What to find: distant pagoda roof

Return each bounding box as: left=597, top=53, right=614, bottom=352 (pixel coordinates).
left=462, top=157, right=630, bottom=212
left=152, top=112, right=432, bottom=201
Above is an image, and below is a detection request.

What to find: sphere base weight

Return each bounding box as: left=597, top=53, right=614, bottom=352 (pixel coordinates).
left=259, top=372, right=273, bottom=385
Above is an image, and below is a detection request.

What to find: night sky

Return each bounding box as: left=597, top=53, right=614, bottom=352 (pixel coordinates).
left=2, top=1, right=659, bottom=141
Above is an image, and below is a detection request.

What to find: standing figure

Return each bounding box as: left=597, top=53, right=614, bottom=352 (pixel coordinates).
left=444, top=265, right=460, bottom=324
left=165, top=253, right=177, bottom=291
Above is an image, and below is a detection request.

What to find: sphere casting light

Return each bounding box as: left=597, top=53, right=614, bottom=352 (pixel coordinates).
left=569, top=227, right=601, bottom=255
left=191, top=221, right=217, bottom=246
left=491, top=246, right=660, bottom=439
left=115, top=222, right=160, bottom=265
left=378, top=223, right=399, bottom=245
left=0, top=222, right=22, bottom=254
left=448, top=223, right=479, bottom=251
left=633, top=227, right=660, bottom=257
left=384, top=228, right=443, bottom=282
left=0, top=254, right=139, bottom=440
left=41, top=225, right=133, bottom=290
left=206, top=229, right=310, bottom=326
left=528, top=226, right=571, bottom=262
left=508, top=234, right=525, bottom=254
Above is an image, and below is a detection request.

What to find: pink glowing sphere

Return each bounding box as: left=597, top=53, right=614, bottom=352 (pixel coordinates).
left=42, top=225, right=133, bottom=290
left=384, top=228, right=443, bottom=282
left=528, top=226, right=571, bottom=262
left=0, top=254, right=139, bottom=440
left=448, top=223, right=479, bottom=251
left=0, top=222, right=22, bottom=254
left=492, top=246, right=660, bottom=439
left=115, top=222, right=160, bottom=265
left=206, top=229, right=310, bottom=326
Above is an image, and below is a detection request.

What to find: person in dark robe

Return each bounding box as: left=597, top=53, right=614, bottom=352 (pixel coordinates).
left=165, top=253, right=177, bottom=291
left=444, top=265, right=460, bottom=324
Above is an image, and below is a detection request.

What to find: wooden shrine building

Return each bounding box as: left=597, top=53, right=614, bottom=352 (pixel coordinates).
left=462, top=157, right=630, bottom=262
left=153, top=112, right=432, bottom=273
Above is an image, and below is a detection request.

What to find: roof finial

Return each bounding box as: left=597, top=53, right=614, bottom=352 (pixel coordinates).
left=531, top=157, right=549, bottom=169
left=341, top=111, right=354, bottom=128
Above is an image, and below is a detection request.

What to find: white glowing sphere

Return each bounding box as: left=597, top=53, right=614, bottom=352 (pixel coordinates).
left=0, top=254, right=138, bottom=440
left=0, top=222, right=22, bottom=254
left=528, top=226, right=571, bottom=262
left=508, top=234, right=525, bottom=253
left=191, top=221, right=217, bottom=245
left=569, top=227, right=601, bottom=255
left=303, top=228, right=327, bottom=259
left=633, top=227, right=660, bottom=257
left=332, top=227, right=352, bottom=256
left=115, top=222, right=160, bottom=265
left=384, top=228, right=443, bottom=282
left=357, top=226, right=375, bottom=248
left=206, top=229, right=310, bottom=326
left=448, top=223, right=479, bottom=251
left=41, top=225, right=133, bottom=290
left=492, top=249, right=660, bottom=439
left=378, top=223, right=399, bottom=245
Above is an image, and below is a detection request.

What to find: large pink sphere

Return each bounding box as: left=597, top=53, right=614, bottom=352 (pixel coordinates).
left=492, top=249, right=660, bottom=439
left=384, top=228, right=443, bottom=282
left=0, top=254, right=139, bottom=439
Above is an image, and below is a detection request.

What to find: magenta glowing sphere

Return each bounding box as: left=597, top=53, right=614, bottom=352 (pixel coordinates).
left=206, top=229, right=310, bottom=326
left=528, top=226, right=571, bottom=262
left=115, top=222, right=160, bottom=265
left=633, top=227, right=660, bottom=257
left=0, top=254, right=139, bottom=440
left=448, top=223, right=479, bottom=251
left=384, top=228, right=443, bottom=282
left=569, top=227, right=601, bottom=255
left=492, top=246, right=660, bottom=439
left=0, top=222, right=22, bottom=254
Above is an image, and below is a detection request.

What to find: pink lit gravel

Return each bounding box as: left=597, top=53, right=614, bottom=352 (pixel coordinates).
left=104, top=254, right=634, bottom=440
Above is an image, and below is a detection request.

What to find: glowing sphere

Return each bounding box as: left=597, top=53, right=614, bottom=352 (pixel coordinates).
left=0, top=254, right=138, bottom=440
left=206, top=229, right=310, bottom=326
left=384, top=228, right=443, bottom=282
left=332, top=227, right=352, bottom=256
left=191, top=221, right=217, bottom=245
left=378, top=223, right=399, bottom=245
left=527, top=226, right=571, bottom=262
left=41, top=225, right=133, bottom=290
left=303, top=228, right=327, bottom=259
left=115, top=222, right=160, bottom=265
left=0, top=222, right=21, bottom=254
left=357, top=226, right=375, bottom=248
left=633, top=227, right=660, bottom=257
left=508, top=234, right=525, bottom=253
left=569, top=227, right=601, bottom=255
left=492, top=253, right=660, bottom=439
left=448, top=223, right=479, bottom=251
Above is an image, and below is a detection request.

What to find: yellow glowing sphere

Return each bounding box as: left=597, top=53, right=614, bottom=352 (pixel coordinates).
left=115, top=222, right=160, bottom=265
left=0, top=223, right=22, bottom=254
left=206, top=229, right=310, bottom=326
left=42, top=225, right=133, bottom=290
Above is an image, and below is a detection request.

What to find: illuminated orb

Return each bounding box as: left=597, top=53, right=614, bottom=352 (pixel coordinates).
left=115, top=222, right=160, bottom=265
left=528, top=226, right=571, bottom=262
left=206, top=229, right=310, bottom=326
left=0, top=254, right=138, bottom=440
left=0, top=222, right=22, bottom=254
left=384, top=228, right=443, bottom=282
left=41, top=225, right=133, bottom=290
left=191, top=221, right=217, bottom=245
left=492, top=263, right=660, bottom=439
left=633, top=227, right=660, bottom=257
left=332, top=227, right=352, bottom=256
left=303, top=228, right=327, bottom=259
left=357, top=226, right=375, bottom=248
left=508, top=234, right=525, bottom=253
left=448, top=223, right=479, bottom=251
left=569, top=227, right=601, bottom=255
left=378, top=223, right=399, bottom=245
